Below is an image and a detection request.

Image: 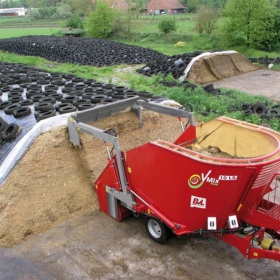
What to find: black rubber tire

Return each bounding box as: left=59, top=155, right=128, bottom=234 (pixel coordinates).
left=72, top=99, right=91, bottom=107
left=138, top=91, right=153, bottom=98
left=70, top=90, right=84, bottom=96
left=91, top=95, right=107, bottom=104
left=72, top=77, right=84, bottom=83
left=253, top=103, right=266, bottom=114
left=61, top=96, right=77, bottom=104
left=144, top=216, right=168, bottom=244
left=26, top=90, right=42, bottom=98
left=37, top=110, right=56, bottom=121
left=62, top=87, right=73, bottom=94
left=34, top=102, right=54, bottom=111
left=59, top=105, right=77, bottom=114
left=0, top=117, right=8, bottom=132
left=2, top=123, right=20, bottom=141
left=75, top=84, right=87, bottom=91
left=13, top=106, right=31, bottom=118
left=48, top=93, right=63, bottom=100
left=112, top=93, right=126, bottom=99
left=37, top=79, right=49, bottom=85
left=30, top=94, right=45, bottom=102
left=44, top=89, right=57, bottom=96
left=0, top=100, right=12, bottom=109
left=77, top=103, right=96, bottom=111
left=4, top=103, right=22, bottom=114
left=266, top=108, right=279, bottom=117
left=39, top=97, right=56, bottom=104
left=10, top=87, right=24, bottom=94
left=9, top=95, right=23, bottom=103
left=183, top=103, right=194, bottom=112
left=19, top=99, right=34, bottom=106
left=82, top=93, right=95, bottom=99
left=1, top=86, right=11, bottom=93
left=91, top=82, right=103, bottom=88
left=243, top=109, right=252, bottom=116
left=242, top=103, right=252, bottom=111
left=203, top=84, right=214, bottom=92
left=51, top=79, right=65, bottom=86
left=100, top=98, right=116, bottom=104
left=112, top=86, right=126, bottom=93
left=8, top=91, right=22, bottom=97
left=45, top=85, right=58, bottom=91
left=260, top=113, right=273, bottom=120
left=55, top=103, right=72, bottom=111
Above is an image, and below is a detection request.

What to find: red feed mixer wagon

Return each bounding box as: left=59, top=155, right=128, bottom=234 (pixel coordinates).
left=67, top=97, right=280, bottom=262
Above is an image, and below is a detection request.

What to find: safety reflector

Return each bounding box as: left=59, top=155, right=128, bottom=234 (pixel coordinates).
left=207, top=217, right=217, bottom=230
left=228, top=215, right=239, bottom=229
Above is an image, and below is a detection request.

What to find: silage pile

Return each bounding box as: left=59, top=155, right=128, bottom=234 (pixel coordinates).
left=0, top=110, right=190, bottom=247
left=185, top=53, right=260, bottom=84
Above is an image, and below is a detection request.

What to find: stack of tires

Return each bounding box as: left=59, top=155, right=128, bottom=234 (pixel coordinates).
left=136, top=51, right=203, bottom=79
left=0, top=62, right=158, bottom=125
left=0, top=36, right=166, bottom=67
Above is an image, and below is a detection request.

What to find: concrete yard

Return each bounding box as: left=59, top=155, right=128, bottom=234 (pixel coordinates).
left=213, top=69, right=280, bottom=102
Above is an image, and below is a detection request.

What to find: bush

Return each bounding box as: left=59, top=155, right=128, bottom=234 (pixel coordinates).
left=65, top=15, right=84, bottom=29
left=158, top=17, right=177, bottom=34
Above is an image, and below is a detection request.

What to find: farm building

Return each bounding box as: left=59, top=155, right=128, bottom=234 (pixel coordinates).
left=110, top=0, right=129, bottom=10
left=0, top=7, right=27, bottom=17
left=146, top=0, right=185, bottom=15
left=92, top=0, right=130, bottom=10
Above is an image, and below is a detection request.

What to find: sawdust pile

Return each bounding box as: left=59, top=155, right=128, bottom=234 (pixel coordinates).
left=0, top=110, right=192, bottom=247
left=186, top=53, right=260, bottom=84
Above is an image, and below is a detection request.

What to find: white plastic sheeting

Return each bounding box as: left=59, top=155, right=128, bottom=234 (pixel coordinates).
left=0, top=113, right=72, bottom=187
left=179, top=50, right=238, bottom=82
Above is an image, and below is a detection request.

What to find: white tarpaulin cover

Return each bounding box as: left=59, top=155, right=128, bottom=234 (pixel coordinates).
left=0, top=114, right=71, bottom=187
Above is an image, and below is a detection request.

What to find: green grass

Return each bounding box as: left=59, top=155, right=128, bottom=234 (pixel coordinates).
left=0, top=28, right=61, bottom=39
left=0, top=16, right=28, bottom=23
left=132, top=18, right=196, bottom=35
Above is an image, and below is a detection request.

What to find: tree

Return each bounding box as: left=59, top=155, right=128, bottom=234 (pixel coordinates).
left=193, top=5, right=219, bottom=34
left=85, top=0, right=117, bottom=38
left=221, top=0, right=276, bottom=49
left=158, top=18, right=177, bottom=34
left=55, top=3, right=73, bottom=20
left=62, top=0, right=94, bottom=16
left=26, top=0, right=41, bottom=8
left=184, top=0, right=227, bottom=12
left=258, top=9, right=280, bottom=51
left=112, top=8, right=137, bottom=37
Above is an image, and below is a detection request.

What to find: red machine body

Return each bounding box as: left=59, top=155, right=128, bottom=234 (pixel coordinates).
left=94, top=116, right=280, bottom=261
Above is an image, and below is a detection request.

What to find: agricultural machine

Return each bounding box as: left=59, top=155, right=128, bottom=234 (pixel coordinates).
left=67, top=97, right=280, bottom=262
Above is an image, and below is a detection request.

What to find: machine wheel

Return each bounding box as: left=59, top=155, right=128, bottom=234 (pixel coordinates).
left=145, top=216, right=168, bottom=244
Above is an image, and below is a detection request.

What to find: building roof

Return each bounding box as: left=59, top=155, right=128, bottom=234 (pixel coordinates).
left=92, top=0, right=130, bottom=10
left=0, top=8, right=26, bottom=14
left=110, top=0, right=129, bottom=10
left=147, top=0, right=185, bottom=10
